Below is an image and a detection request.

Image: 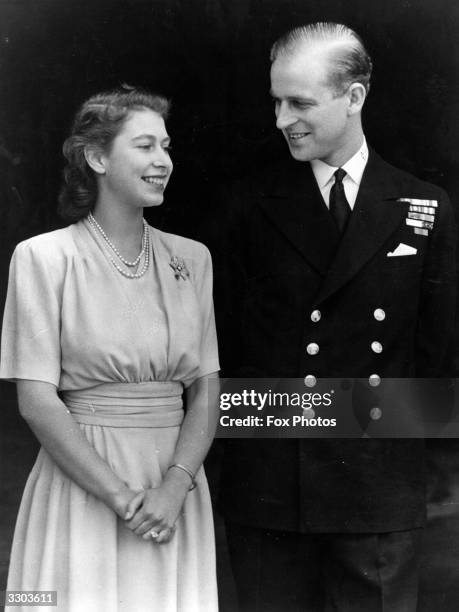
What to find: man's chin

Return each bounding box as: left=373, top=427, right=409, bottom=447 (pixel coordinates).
left=287, top=145, right=314, bottom=162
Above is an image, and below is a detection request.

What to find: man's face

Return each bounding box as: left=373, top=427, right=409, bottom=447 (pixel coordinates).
left=270, top=47, right=354, bottom=166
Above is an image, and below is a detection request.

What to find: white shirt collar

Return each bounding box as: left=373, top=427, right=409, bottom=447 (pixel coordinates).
left=310, top=138, right=369, bottom=189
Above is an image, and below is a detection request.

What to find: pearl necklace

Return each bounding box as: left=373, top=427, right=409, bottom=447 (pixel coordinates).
left=87, top=213, right=150, bottom=279
left=88, top=212, right=148, bottom=266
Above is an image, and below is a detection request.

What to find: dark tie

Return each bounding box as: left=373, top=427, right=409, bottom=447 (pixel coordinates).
left=329, top=168, right=351, bottom=233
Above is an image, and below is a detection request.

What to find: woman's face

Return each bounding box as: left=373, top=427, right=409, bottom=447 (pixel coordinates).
left=99, top=108, right=173, bottom=209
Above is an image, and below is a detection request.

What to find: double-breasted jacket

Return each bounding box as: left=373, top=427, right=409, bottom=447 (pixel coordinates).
left=210, top=150, right=456, bottom=532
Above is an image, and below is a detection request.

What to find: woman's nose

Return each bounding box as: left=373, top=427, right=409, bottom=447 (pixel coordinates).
left=153, top=151, right=172, bottom=170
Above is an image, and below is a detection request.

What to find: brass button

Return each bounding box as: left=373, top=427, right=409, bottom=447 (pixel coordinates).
left=311, top=310, right=321, bottom=323
left=371, top=341, right=383, bottom=353
left=304, top=375, right=317, bottom=388
left=306, top=343, right=319, bottom=355
left=369, top=374, right=381, bottom=387
left=374, top=308, right=386, bottom=321
left=370, top=407, right=382, bottom=420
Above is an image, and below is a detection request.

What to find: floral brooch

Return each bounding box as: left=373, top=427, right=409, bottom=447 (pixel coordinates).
left=169, top=256, right=190, bottom=280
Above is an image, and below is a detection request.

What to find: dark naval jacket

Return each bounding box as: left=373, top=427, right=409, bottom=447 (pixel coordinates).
left=211, top=150, right=457, bottom=533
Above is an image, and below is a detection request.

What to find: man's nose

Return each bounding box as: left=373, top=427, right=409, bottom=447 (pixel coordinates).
left=275, top=101, right=296, bottom=130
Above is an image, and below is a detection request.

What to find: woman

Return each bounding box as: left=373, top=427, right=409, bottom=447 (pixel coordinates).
left=0, top=87, right=220, bottom=611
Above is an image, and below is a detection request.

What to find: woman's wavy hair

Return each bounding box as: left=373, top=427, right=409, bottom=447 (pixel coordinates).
left=58, top=86, right=170, bottom=222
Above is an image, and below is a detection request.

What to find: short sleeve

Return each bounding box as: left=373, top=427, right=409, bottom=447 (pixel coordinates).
left=0, top=241, right=62, bottom=386
left=193, top=246, right=220, bottom=380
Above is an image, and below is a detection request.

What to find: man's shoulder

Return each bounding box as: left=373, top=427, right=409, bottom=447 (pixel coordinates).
left=368, top=149, right=449, bottom=201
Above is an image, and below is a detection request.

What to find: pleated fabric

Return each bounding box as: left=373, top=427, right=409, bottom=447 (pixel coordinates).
left=6, top=383, right=218, bottom=612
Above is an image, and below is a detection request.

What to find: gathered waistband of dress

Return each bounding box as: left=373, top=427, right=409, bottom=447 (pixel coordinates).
left=62, top=381, right=184, bottom=428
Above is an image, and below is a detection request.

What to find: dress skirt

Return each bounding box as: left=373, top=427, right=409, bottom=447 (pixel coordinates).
left=6, top=382, right=218, bottom=612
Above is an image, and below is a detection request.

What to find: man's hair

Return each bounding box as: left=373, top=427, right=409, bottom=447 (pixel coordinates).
left=270, top=22, right=372, bottom=96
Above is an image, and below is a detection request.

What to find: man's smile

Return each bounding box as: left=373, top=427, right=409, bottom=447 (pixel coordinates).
left=286, top=131, right=311, bottom=140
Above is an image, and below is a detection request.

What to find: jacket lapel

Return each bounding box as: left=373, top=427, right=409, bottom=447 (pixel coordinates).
left=316, top=151, right=408, bottom=304
left=259, top=161, right=340, bottom=276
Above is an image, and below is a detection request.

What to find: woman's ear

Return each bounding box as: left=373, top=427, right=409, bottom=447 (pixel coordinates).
left=84, top=146, right=106, bottom=175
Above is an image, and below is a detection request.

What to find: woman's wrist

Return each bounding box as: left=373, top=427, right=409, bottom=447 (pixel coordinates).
left=163, top=467, right=194, bottom=494
left=167, top=463, right=197, bottom=490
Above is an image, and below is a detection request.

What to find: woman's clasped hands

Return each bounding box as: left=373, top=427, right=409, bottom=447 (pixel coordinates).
left=121, top=475, right=190, bottom=544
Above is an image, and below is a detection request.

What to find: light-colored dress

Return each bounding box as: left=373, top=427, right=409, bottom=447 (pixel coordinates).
left=0, top=219, right=220, bottom=612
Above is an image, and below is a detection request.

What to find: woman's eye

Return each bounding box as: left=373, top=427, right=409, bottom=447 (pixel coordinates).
left=139, top=145, right=152, bottom=150
left=163, top=145, right=172, bottom=153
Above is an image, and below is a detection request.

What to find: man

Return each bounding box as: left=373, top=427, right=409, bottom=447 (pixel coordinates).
left=212, top=23, right=457, bottom=611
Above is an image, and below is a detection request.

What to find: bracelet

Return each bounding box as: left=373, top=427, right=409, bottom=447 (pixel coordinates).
left=168, top=463, right=197, bottom=490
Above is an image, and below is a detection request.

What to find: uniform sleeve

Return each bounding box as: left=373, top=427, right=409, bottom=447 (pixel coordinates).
left=415, top=189, right=457, bottom=376
left=0, top=241, right=62, bottom=386
left=193, top=245, right=220, bottom=381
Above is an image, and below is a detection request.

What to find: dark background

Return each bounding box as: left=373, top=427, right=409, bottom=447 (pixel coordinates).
left=1, top=0, right=459, bottom=249
left=1, top=0, right=459, bottom=609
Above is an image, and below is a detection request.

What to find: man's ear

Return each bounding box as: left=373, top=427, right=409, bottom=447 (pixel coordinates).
left=84, top=146, right=106, bottom=175
left=347, top=83, right=367, bottom=116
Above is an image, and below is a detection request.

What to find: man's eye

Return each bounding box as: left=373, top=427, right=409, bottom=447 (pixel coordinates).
left=163, top=145, right=172, bottom=153
left=138, top=144, right=152, bottom=150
